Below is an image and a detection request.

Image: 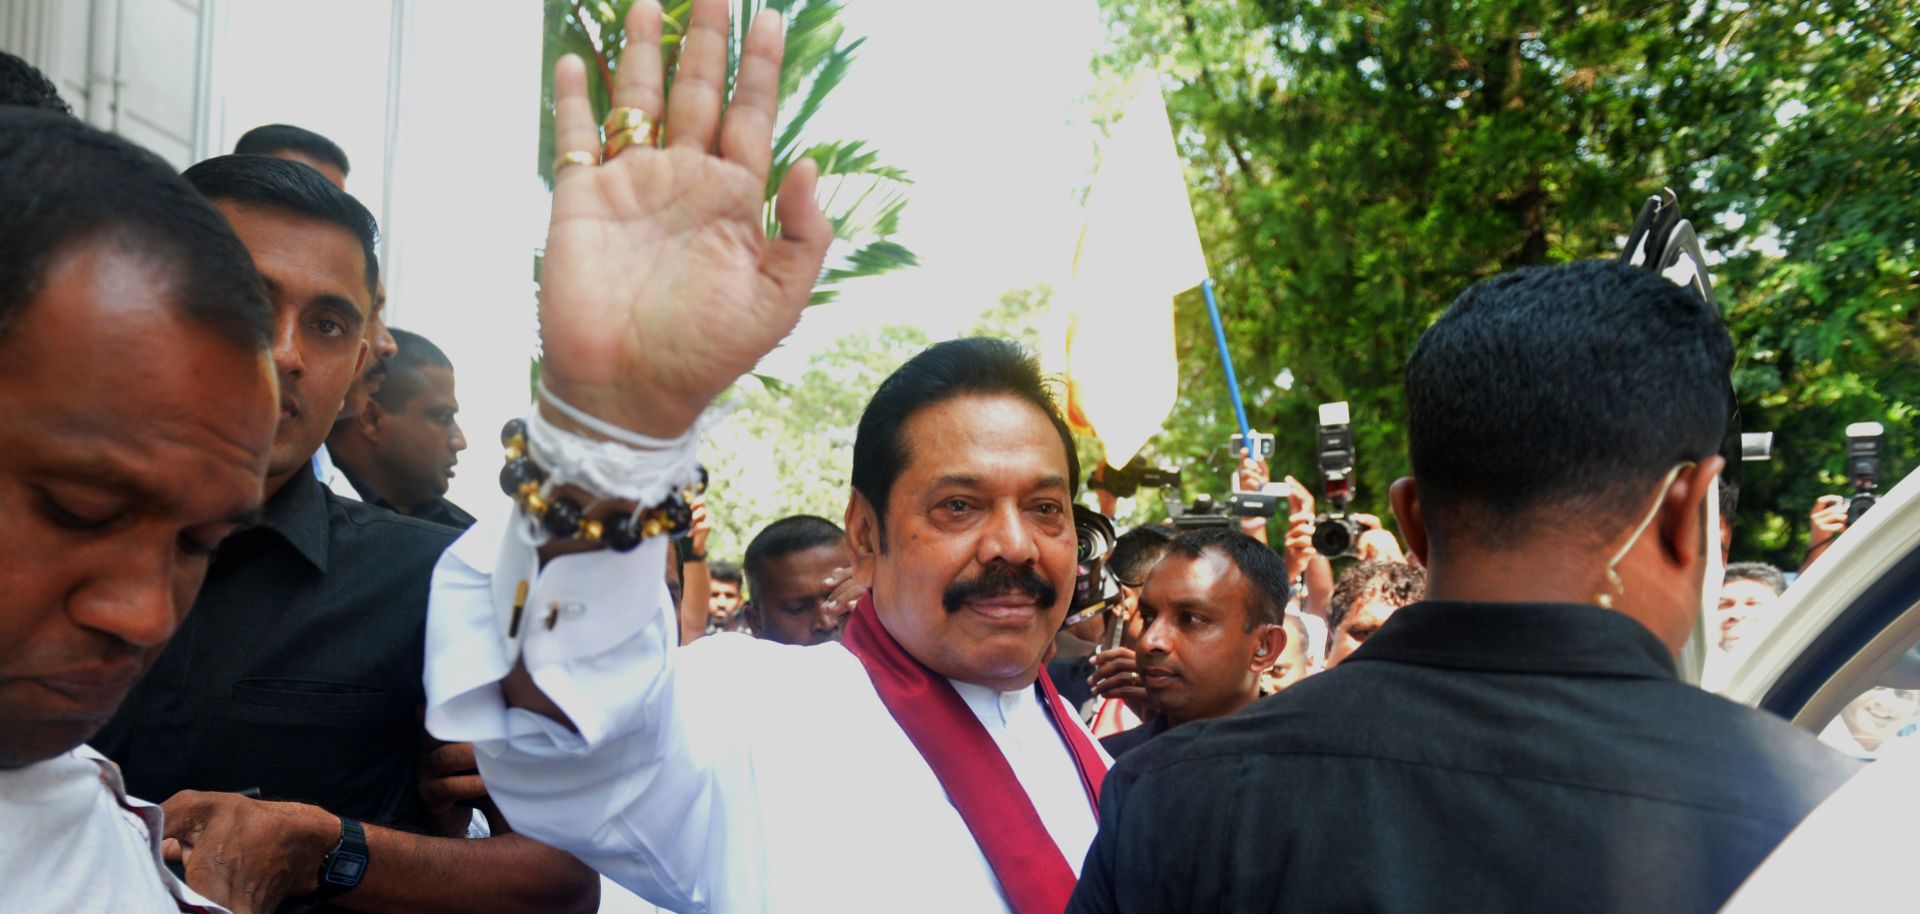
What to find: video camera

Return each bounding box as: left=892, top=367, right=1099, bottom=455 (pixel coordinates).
left=1169, top=491, right=1282, bottom=531
left=1088, top=458, right=1182, bottom=499
left=1845, top=422, right=1885, bottom=527
left=1311, top=401, right=1361, bottom=559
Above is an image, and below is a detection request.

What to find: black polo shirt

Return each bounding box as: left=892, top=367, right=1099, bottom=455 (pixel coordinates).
left=1068, top=601, right=1862, bottom=914
left=336, top=461, right=476, bottom=531
left=92, top=467, right=458, bottom=835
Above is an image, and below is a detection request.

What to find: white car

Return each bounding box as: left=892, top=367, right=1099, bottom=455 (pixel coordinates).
left=1716, top=464, right=1920, bottom=911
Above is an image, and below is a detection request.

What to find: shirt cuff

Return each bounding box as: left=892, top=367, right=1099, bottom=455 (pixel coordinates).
left=520, top=539, right=676, bottom=748
left=425, top=500, right=675, bottom=749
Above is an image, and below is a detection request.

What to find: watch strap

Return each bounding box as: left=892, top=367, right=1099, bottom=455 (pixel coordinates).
left=305, top=817, right=368, bottom=903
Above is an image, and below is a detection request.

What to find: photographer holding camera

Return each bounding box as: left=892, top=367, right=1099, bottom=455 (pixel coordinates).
left=1802, top=421, right=1887, bottom=572
left=1802, top=494, right=1850, bottom=571
left=1228, top=448, right=1334, bottom=612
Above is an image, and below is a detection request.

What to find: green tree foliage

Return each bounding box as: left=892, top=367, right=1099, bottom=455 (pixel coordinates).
left=1708, top=1, right=1918, bottom=559
left=1099, top=0, right=1915, bottom=567
left=538, top=0, right=918, bottom=303
left=700, top=324, right=931, bottom=562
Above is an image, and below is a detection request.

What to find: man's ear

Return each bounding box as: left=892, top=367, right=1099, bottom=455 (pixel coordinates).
left=742, top=601, right=761, bottom=635
left=355, top=398, right=387, bottom=443
left=1660, top=456, right=1725, bottom=569
left=1251, top=621, right=1287, bottom=673
left=1388, top=477, right=1430, bottom=568
left=843, top=490, right=883, bottom=583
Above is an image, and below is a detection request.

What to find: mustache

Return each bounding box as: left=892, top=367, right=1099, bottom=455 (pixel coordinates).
left=943, top=563, right=1058, bottom=614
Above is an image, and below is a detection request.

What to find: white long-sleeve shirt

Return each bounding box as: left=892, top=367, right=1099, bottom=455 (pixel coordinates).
left=0, top=746, right=228, bottom=913
left=424, top=507, right=1105, bottom=914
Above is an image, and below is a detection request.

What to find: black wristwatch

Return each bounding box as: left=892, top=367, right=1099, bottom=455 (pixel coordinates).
left=306, top=817, right=369, bottom=902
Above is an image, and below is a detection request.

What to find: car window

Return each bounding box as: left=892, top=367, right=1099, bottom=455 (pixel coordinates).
left=1813, top=643, right=1920, bottom=759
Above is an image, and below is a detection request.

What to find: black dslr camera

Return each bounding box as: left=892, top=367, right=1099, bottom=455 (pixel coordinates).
left=1064, top=505, right=1119, bottom=629
left=1844, top=422, right=1885, bottom=527
left=1311, top=401, right=1361, bottom=559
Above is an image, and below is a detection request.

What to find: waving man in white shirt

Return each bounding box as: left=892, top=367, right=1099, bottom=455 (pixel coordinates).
left=422, top=2, right=1109, bottom=912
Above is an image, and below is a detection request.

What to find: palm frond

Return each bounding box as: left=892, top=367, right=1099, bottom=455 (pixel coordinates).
left=767, top=37, right=861, bottom=194
left=804, top=140, right=912, bottom=182
left=821, top=240, right=919, bottom=286
left=541, top=0, right=914, bottom=297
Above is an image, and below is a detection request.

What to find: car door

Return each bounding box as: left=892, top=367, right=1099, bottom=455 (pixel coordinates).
left=1720, top=465, right=1920, bottom=757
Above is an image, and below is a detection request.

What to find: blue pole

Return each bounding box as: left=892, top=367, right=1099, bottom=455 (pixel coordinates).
left=1202, top=278, right=1253, bottom=445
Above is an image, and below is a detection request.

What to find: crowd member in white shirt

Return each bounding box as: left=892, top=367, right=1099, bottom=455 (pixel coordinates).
left=423, top=3, right=1109, bottom=911
left=0, top=106, right=281, bottom=914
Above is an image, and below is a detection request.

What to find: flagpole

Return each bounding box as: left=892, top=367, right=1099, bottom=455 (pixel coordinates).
left=1201, top=278, right=1253, bottom=445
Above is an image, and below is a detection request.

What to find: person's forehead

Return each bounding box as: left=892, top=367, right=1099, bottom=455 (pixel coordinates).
left=0, top=245, right=273, bottom=508
left=1145, top=550, right=1242, bottom=607
left=894, top=394, right=1069, bottom=488
left=213, top=200, right=369, bottom=315
left=406, top=365, right=459, bottom=408
left=1722, top=578, right=1777, bottom=600
left=756, top=542, right=849, bottom=595
left=1345, top=597, right=1403, bottom=629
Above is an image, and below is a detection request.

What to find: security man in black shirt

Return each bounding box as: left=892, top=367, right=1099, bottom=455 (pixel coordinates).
left=91, top=156, right=595, bottom=914
left=1068, top=260, right=1861, bottom=913
left=327, top=327, right=476, bottom=531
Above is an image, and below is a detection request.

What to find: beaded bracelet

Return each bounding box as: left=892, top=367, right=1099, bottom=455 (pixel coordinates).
left=498, top=418, right=705, bottom=552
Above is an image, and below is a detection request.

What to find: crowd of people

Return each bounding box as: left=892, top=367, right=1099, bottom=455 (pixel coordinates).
left=0, top=2, right=1900, bottom=911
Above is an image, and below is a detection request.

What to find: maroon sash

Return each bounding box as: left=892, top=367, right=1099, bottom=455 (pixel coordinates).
left=840, top=596, right=1107, bottom=914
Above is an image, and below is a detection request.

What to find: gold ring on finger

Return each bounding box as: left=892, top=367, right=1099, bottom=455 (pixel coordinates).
left=602, top=129, right=643, bottom=161
left=601, top=108, right=657, bottom=158
left=552, top=150, right=598, bottom=173
left=602, top=106, right=654, bottom=136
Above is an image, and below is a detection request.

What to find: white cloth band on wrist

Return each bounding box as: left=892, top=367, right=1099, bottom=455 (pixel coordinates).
left=524, top=379, right=704, bottom=509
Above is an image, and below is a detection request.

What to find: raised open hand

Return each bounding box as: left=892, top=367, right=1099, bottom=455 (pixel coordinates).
left=1235, top=450, right=1269, bottom=493
left=540, top=0, right=833, bottom=440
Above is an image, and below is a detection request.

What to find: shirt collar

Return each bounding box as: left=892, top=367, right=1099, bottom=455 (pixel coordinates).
left=249, top=467, right=331, bottom=573
left=949, top=677, right=1042, bottom=730
left=333, top=460, right=395, bottom=512
left=1345, top=600, right=1678, bottom=679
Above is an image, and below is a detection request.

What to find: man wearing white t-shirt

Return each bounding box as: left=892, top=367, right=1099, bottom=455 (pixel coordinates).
left=0, top=108, right=279, bottom=913
left=423, top=3, right=1108, bottom=911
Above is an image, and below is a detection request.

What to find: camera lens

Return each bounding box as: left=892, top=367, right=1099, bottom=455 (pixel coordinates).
left=1312, top=517, right=1358, bottom=558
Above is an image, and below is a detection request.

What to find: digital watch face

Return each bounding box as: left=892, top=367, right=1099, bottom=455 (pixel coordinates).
left=326, top=852, right=368, bottom=885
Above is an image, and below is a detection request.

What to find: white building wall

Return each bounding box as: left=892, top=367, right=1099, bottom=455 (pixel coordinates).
left=1, top=0, right=203, bottom=168
left=6, top=0, right=551, bottom=517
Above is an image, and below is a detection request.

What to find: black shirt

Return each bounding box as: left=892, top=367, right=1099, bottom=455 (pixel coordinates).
left=1097, top=714, right=1168, bottom=759
left=1068, top=601, right=1862, bottom=914
left=337, top=461, right=476, bottom=530
left=93, top=468, right=458, bottom=834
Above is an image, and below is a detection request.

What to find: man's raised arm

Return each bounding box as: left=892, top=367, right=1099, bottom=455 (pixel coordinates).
left=422, top=0, right=830, bottom=905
